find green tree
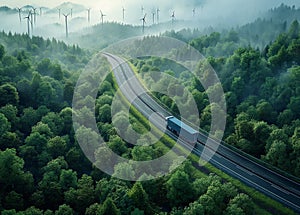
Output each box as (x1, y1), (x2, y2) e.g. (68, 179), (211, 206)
(59, 169), (77, 191)
(41, 112), (64, 136)
(31, 122), (54, 139)
(63, 81), (75, 104)
(1, 209), (17, 215)
(59, 107), (73, 135)
(288, 96), (300, 119)
(38, 157), (68, 209)
(25, 131), (48, 153)
(18, 106), (49, 135)
(128, 182), (151, 213)
(0, 148), (34, 196)
(17, 79), (33, 106)
(166, 170), (194, 207)
(0, 83), (19, 107)
(95, 178), (130, 212)
(288, 20), (300, 40)
(85, 203), (102, 215)
(205, 181), (225, 214)
(107, 135), (127, 155)
(66, 147), (91, 175)
(266, 129), (289, 152)
(55, 204), (73, 215)
(224, 203), (245, 215)
(235, 116), (254, 141)
(113, 162), (135, 180)
(65, 174), (96, 214)
(3, 191), (24, 211)
(228, 193), (254, 215)
(256, 101), (276, 124)
(264, 140), (290, 170)
(22, 206), (43, 215)
(199, 194), (216, 215)
(51, 63), (64, 80)
(0, 113), (10, 137)
(97, 104), (112, 123)
(183, 201), (204, 215)
(0, 44), (5, 60)
(0, 131), (21, 150)
(36, 80), (52, 102)
(0, 104), (18, 129)
(99, 198), (120, 215)
(47, 136), (67, 158)
(253, 121), (272, 156)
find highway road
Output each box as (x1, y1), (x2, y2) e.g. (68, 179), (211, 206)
(103, 52), (300, 213)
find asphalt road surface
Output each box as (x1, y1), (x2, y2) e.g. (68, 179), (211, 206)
(103, 52), (300, 213)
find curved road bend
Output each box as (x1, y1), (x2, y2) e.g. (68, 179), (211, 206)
(103, 53), (300, 213)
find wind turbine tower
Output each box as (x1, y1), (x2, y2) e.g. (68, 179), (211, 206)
(156, 8), (160, 24)
(100, 10), (106, 26)
(17, 7), (22, 23)
(31, 7), (37, 24)
(193, 8), (196, 17)
(39, 7), (42, 16)
(152, 10), (155, 25)
(87, 8), (91, 23)
(140, 13), (146, 33)
(58, 8), (61, 19)
(70, 8), (73, 17)
(24, 12), (31, 37)
(122, 7), (125, 22)
(171, 11), (175, 25)
(63, 13), (70, 38)
(141, 6), (144, 15)
(29, 10), (34, 31)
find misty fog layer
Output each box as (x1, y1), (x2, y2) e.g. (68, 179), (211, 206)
(0, 0), (299, 43)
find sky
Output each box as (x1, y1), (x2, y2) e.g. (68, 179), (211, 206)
(1, 0), (300, 25)
(2, 0), (299, 10)
(1, 0), (299, 38)
(2, 0), (300, 20)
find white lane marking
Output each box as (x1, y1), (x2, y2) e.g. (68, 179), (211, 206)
(236, 165), (254, 176)
(271, 184), (291, 195)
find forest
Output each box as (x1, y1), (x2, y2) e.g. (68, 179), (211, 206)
(131, 20), (300, 178)
(0, 3), (299, 215)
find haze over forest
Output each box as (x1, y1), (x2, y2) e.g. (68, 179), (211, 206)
(1, 0), (300, 43)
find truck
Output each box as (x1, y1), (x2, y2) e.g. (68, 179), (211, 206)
(166, 116), (199, 144)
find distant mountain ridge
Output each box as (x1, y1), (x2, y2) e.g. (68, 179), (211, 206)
(0, 6), (15, 14)
(46, 2), (86, 14)
(264, 3), (300, 24)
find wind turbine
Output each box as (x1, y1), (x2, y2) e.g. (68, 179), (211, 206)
(70, 8), (73, 18)
(122, 7), (125, 22)
(193, 8), (196, 17)
(171, 11), (175, 25)
(141, 6), (144, 15)
(156, 8), (160, 23)
(87, 8), (91, 23)
(30, 10), (34, 31)
(140, 13), (146, 33)
(17, 7), (22, 23)
(31, 7), (37, 24)
(24, 12), (31, 37)
(152, 10), (155, 25)
(58, 8), (61, 19)
(100, 10), (106, 26)
(39, 7), (42, 16)
(63, 13), (70, 38)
